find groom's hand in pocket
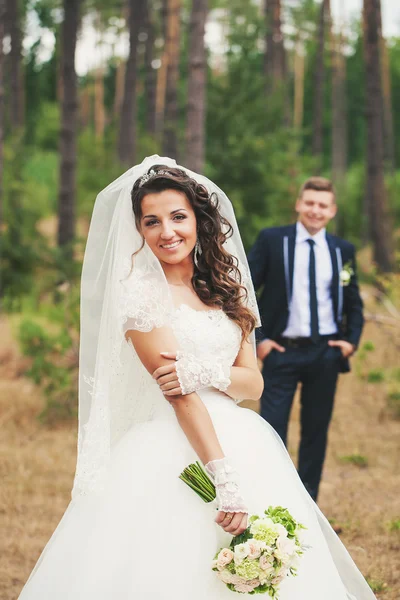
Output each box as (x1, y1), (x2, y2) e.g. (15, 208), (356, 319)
(216, 511), (248, 536)
(256, 339), (285, 362)
(328, 339), (355, 358)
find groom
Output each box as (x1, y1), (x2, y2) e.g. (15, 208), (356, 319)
(248, 177), (364, 501)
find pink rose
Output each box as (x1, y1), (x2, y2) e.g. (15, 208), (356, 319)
(217, 548), (234, 570)
(234, 578), (260, 593)
(259, 554), (274, 572)
(247, 540), (263, 560)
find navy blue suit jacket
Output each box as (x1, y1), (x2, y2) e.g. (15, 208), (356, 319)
(247, 224), (364, 373)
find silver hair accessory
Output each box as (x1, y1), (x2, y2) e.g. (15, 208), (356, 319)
(193, 239), (202, 267)
(139, 169), (169, 187)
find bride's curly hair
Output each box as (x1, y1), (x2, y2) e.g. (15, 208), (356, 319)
(130, 165), (257, 340)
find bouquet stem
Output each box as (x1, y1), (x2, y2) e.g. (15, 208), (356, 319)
(179, 462), (216, 503)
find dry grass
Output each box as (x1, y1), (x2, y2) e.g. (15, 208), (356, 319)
(1, 288), (399, 599)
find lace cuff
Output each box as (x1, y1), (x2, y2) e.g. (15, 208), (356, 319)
(205, 457), (248, 514)
(175, 351), (231, 395)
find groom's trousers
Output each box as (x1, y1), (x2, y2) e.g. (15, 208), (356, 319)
(260, 336), (341, 502)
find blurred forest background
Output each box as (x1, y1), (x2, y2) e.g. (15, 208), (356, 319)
(0, 0), (400, 598)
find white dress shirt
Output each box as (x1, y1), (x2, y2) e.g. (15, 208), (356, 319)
(283, 221), (338, 338)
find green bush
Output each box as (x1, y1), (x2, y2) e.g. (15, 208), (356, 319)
(387, 391), (400, 419)
(367, 369), (385, 383)
(387, 518), (400, 532)
(34, 102), (60, 151)
(339, 454), (369, 468)
(22, 150), (59, 217)
(18, 284), (80, 423)
(365, 577), (387, 594)
(361, 341), (375, 352)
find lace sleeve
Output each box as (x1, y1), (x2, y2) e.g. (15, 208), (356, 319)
(175, 351), (231, 395)
(120, 270), (172, 333)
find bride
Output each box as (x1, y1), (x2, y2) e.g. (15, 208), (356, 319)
(18, 156), (375, 599)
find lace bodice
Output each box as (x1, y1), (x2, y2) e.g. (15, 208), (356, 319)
(171, 304), (241, 368)
(123, 303), (242, 419)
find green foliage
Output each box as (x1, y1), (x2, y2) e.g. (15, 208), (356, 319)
(205, 5), (316, 248)
(387, 391), (400, 419)
(77, 129), (128, 216)
(33, 102), (60, 151)
(361, 341), (375, 352)
(2, 136), (49, 303)
(367, 369), (385, 383)
(22, 149), (59, 215)
(365, 577), (388, 594)
(339, 454), (369, 468)
(17, 283), (80, 423)
(335, 163), (365, 245)
(387, 518), (400, 532)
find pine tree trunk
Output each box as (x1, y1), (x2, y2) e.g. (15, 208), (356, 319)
(0, 0), (5, 228)
(185, 0), (208, 173)
(162, 0), (181, 159)
(113, 2), (128, 119)
(380, 37), (395, 171)
(57, 0), (81, 252)
(7, 0), (24, 130)
(264, 0), (286, 90)
(293, 39), (305, 130)
(331, 27), (347, 237)
(363, 0), (394, 271)
(155, 55), (168, 136)
(113, 60), (126, 119)
(312, 0), (329, 165)
(155, 0), (169, 135)
(117, 0), (145, 164)
(331, 30), (347, 181)
(144, 0), (157, 136)
(94, 68), (105, 139)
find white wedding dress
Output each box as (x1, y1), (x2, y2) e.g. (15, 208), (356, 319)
(19, 304), (375, 600)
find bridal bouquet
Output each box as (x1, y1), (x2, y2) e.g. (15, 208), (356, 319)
(180, 462), (306, 596)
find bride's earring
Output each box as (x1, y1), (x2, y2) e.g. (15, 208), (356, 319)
(193, 239), (202, 267)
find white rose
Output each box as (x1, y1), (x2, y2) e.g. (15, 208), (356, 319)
(274, 523), (288, 538)
(234, 542), (250, 565)
(217, 548), (234, 570)
(271, 567), (288, 586)
(274, 535), (296, 562)
(340, 270), (351, 284)
(218, 569), (237, 584)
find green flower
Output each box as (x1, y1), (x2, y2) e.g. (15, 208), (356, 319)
(236, 559), (261, 580)
(264, 506), (304, 538)
(250, 518), (280, 545)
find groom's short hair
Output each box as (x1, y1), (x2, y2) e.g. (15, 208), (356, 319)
(299, 177), (336, 202)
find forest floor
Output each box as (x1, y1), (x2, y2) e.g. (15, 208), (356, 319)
(0, 285), (399, 600)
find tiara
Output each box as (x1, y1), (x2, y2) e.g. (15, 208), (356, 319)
(139, 169), (169, 187)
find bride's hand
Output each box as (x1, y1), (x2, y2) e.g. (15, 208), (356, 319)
(215, 511), (248, 536)
(152, 352), (182, 396)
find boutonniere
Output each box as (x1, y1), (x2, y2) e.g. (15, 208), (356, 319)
(339, 261), (354, 286)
